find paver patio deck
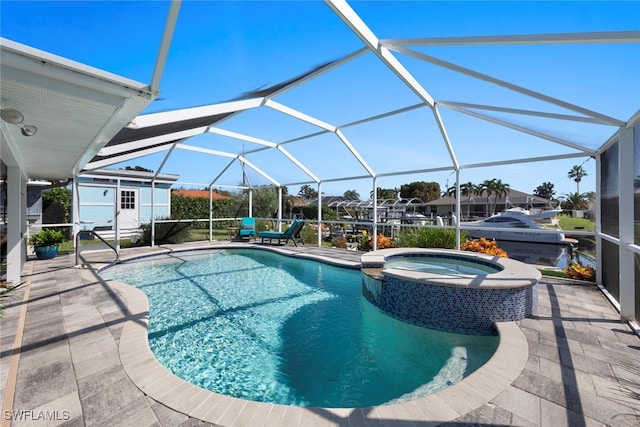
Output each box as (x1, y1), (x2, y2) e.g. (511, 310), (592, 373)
(1, 241), (639, 426)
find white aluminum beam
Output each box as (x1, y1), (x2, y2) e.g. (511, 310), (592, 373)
(320, 174), (377, 183)
(276, 146), (320, 183)
(265, 100), (337, 131)
(152, 144), (178, 179)
(149, 0), (181, 93)
(438, 101), (620, 126)
(447, 104), (597, 154)
(324, 0), (435, 108)
(433, 105), (459, 170)
(381, 30), (640, 47)
(208, 126), (320, 182)
(175, 143), (237, 159)
(390, 46), (625, 127)
(175, 143), (280, 187)
(460, 152), (591, 169)
(277, 103), (427, 146)
(335, 128), (376, 177)
(209, 158), (237, 187)
(208, 127), (278, 148)
(341, 103), (427, 129)
(376, 166), (455, 178)
(240, 157), (280, 187)
(618, 127), (635, 321)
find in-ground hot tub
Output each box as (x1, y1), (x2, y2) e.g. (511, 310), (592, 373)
(361, 248), (541, 335)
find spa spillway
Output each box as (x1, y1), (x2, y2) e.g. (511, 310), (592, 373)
(361, 248), (541, 335)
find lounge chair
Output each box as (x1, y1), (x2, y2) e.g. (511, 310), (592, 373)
(238, 217), (256, 240)
(258, 219), (305, 246)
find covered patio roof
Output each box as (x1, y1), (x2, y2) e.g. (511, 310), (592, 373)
(0, 38), (157, 180)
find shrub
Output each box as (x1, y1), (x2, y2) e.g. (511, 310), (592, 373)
(398, 227), (461, 249)
(299, 224), (318, 245)
(171, 193), (234, 229)
(356, 231), (397, 251)
(28, 229), (65, 247)
(563, 263), (596, 281)
(140, 220), (191, 245)
(331, 236), (347, 248)
(460, 238), (508, 258)
(376, 234), (396, 249)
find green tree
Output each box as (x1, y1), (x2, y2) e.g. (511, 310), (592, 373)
(533, 182), (556, 200)
(443, 185), (456, 198)
(477, 179), (510, 215)
(249, 187), (280, 218)
(343, 189), (360, 200)
(301, 204), (338, 221)
(460, 182), (480, 219)
(568, 165), (588, 194)
(370, 187), (397, 200)
(42, 187), (72, 224)
(171, 193), (233, 228)
(479, 179), (497, 216)
(560, 191), (589, 210)
(492, 179), (510, 212)
(298, 184), (318, 200)
(400, 181), (441, 202)
(583, 191), (596, 203)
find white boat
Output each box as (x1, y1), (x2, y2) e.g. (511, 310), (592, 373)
(456, 207), (569, 244)
(501, 206), (563, 221)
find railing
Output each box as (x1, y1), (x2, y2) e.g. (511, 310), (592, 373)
(75, 230), (119, 266)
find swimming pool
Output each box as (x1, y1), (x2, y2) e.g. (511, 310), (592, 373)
(101, 248), (498, 408)
(384, 257), (500, 275)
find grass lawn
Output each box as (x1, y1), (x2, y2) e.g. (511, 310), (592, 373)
(558, 215), (595, 231)
(188, 228), (229, 241)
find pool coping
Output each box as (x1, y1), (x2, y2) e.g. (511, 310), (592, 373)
(362, 248), (542, 289)
(90, 244), (530, 426)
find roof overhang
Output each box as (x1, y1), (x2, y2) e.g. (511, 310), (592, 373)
(78, 168), (179, 184)
(0, 38), (157, 180)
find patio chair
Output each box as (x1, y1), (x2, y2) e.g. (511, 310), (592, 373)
(238, 217), (256, 240)
(258, 219), (305, 246)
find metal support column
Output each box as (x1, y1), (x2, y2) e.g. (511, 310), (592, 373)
(618, 127), (635, 321)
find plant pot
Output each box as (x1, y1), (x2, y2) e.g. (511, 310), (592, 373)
(34, 245), (58, 260)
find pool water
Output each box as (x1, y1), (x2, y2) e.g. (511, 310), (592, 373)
(385, 257), (499, 275)
(101, 249), (498, 408)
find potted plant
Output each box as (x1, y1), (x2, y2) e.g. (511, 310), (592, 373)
(28, 228), (64, 259)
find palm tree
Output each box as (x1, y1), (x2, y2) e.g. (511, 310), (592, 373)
(370, 187), (396, 200)
(568, 165), (588, 194)
(443, 185), (457, 199)
(492, 179), (511, 213)
(343, 189), (360, 200)
(479, 179), (497, 216)
(560, 192), (589, 210)
(460, 182), (479, 219)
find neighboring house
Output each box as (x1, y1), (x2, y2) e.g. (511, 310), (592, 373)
(426, 189), (558, 219)
(77, 168), (179, 233)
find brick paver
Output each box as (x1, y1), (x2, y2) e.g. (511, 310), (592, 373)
(1, 242), (638, 426)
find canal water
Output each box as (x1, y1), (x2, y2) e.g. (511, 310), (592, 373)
(494, 236), (595, 269)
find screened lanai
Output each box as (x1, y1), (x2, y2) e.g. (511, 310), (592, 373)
(1, 1), (639, 326)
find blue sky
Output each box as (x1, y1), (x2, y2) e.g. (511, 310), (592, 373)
(2, 1), (639, 200)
